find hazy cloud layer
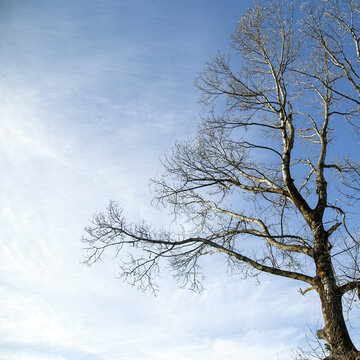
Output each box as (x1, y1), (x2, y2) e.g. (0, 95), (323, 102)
(0, 1), (333, 359)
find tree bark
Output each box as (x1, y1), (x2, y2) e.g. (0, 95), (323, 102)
(317, 287), (357, 358)
(313, 226), (358, 359)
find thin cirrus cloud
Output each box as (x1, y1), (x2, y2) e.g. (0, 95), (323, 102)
(0, 1), (327, 359)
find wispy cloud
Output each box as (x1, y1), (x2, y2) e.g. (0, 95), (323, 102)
(0, 1), (327, 359)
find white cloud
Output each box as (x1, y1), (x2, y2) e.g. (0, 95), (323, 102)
(0, 353), (67, 360)
(0, 1), (333, 359)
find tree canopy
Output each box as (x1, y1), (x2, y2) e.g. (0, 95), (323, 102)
(83, 1), (360, 358)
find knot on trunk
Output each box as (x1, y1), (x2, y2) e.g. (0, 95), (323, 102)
(317, 327), (328, 342)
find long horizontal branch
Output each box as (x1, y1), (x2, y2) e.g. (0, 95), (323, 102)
(84, 216), (314, 285)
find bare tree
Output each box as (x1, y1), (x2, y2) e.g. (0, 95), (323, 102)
(83, 1), (360, 358)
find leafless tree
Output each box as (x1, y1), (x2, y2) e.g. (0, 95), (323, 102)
(83, 1), (360, 358)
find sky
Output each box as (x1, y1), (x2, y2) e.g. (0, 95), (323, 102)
(0, 1), (350, 359)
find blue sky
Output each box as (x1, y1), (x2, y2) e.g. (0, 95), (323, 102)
(0, 1), (340, 359)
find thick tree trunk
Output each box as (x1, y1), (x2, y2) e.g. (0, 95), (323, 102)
(313, 229), (358, 359)
(317, 285), (357, 359)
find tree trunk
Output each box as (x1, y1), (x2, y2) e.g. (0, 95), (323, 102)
(313, 229), (358, 359)
(317, 285), (357, 359)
